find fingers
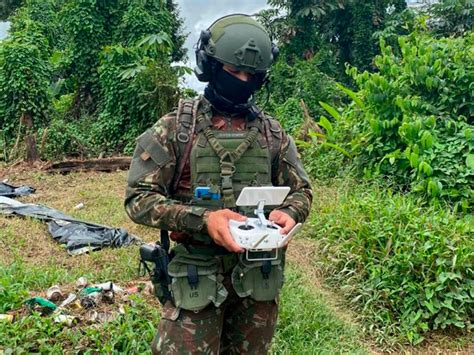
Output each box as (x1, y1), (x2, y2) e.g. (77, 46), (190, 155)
(207, 209), (245, 253)
(225, 209), (247, 222)
(280, 223), (294, 235)
(269, 210), (296, 235)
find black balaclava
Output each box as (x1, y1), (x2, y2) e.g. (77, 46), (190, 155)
(204, 65), (264, 116)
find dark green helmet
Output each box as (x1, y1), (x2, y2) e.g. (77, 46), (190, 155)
(195, 14), (278, 82)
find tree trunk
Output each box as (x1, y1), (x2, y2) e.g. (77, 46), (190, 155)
(20, 112), (39, 163)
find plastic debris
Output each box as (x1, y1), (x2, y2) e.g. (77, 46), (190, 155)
(81, 292), (102, 309)
(53, 314), (78, 327)
(0, 196), (140, 255)
(80, 287), (103, 296)
(0, 182), (35, 197)
(73, 202), (85, 210)
(69, 300), (83, 311)
(46, 285), (63, 302)
(25, 297), (57, 314)
(76, 277), (88, 288)
(0, 314), (14, 323)
(58, 293), (77, 309)
(93, 281), (123, 293)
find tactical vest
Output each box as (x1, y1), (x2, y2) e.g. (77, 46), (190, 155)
(173, 97), (282, 215)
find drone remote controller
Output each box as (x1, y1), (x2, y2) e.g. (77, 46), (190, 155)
(229, 187), (303, 259)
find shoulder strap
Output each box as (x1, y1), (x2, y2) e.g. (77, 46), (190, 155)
(262, 114), (283, 165)
(171, 97), (201, 193)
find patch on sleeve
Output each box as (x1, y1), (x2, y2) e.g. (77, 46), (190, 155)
(137, 131), (172, 168)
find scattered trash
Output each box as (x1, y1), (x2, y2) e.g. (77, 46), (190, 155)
(76, 277), (88, 288)
(16, 279), (150, 328)
(0, 182), (36, 198)
(80, 287), (103, 296)
(0, 314), (14, 323)
(25, 297), (57, 314)
(69, 300), (83, 312)
(93, 281), (123, 293)
(58, 293), (77, 309)
(81, 291), (102, 309)
(53, 314), (78, 327)
(73, 202), (85, 210)
(46, 285), (63, 302)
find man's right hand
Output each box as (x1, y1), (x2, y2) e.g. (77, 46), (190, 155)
(205, 209), (246, 253)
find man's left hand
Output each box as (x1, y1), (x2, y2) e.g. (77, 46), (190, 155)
(269, 210), (296, 235)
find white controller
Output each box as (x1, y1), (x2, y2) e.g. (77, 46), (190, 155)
(228, 187), (303, 259)
(229, 219), (302, 250)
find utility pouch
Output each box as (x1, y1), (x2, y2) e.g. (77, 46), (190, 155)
(231, 252), (285, 302)
(167, 245), (228, 312)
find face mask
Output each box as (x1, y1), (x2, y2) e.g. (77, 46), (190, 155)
(211, 67), (260, 105)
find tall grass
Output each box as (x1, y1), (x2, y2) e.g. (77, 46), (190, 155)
(309, 179), (473, 345)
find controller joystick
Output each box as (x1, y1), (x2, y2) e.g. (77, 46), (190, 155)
(228, 187), (302, 260)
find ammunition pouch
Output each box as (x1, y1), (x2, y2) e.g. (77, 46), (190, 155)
(167, 245), (228, 312)
(231, 251), (285, 302)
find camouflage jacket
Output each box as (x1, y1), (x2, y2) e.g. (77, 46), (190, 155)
(125, 98), (312, 238)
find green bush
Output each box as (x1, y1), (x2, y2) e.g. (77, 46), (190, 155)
(341, 32), (473, 209)
(94, 34), (180, 154)
(266, 55), (343, 124)
(311, 179), (474, 344)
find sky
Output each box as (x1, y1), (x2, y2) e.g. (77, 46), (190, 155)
(0, 22), (9, 39)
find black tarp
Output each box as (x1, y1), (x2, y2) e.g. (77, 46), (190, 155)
(0, 196), (140, 255)
(0, 182), (36, 197)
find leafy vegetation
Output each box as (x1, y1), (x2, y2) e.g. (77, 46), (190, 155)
(260, 0), (473, 346)
(0, 0), (186, 161)
(310, 179), (473, 345)
(327, 32), (473, 209)
(1, 0), (472, 350)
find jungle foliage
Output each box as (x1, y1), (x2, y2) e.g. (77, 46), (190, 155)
(260, 0), (473, 345)
(0, 0), (186, 160)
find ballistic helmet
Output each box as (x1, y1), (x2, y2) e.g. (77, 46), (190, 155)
(195, 14), (278, 82)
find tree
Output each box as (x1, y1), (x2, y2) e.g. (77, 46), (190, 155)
(0, 0), (22, 21)
(263, 0), (407, 78)
(427, 0), (474, 37)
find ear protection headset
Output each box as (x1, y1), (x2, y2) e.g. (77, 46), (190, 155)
(194, 14), (279, 88)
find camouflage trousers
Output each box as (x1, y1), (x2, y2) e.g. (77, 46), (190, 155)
(151, 275), (279, 354)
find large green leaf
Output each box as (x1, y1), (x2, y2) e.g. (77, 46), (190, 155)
(319, 101), (341, 121)
(336, 83), (365, 109)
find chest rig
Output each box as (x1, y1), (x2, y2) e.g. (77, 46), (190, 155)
(190, 111), (272, 212)
(173, 98), (283, 213)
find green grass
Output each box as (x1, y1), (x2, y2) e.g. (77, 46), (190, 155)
(273, 264), (368, 354)
(308, 178), (474, 346)
(0, 171), (369, 353)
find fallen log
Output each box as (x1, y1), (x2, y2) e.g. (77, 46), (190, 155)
(44, 157), (132, 174)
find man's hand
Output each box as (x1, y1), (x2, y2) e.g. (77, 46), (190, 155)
(269, 210), (296, 235)
(205, 209), (246, 253)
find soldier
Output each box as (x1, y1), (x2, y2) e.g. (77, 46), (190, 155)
(125, 14), (312, 354)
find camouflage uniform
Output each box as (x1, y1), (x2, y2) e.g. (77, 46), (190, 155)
(125, 97), (312, 354)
